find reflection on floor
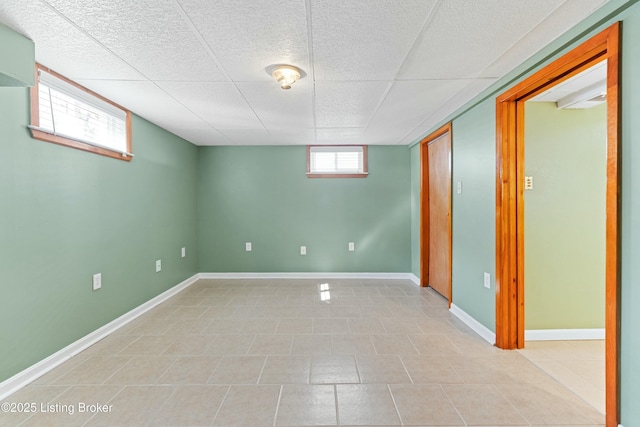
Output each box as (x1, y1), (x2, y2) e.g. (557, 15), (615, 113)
(1, 278), (605, 426)
(519, 340), (605, 414)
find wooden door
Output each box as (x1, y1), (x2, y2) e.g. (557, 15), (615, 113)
(420, 124), (452, 302)
(427, 133), (452, 300)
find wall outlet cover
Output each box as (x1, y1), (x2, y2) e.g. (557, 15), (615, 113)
(348, 242), (355, 251)
(156, 260), (162, 272)
(300, 246), (307, 255)
(484, 272), (491, 289)
(181, 247), (186, 258)
(245, 242), (252, 252)
(92, 273), (101, 291)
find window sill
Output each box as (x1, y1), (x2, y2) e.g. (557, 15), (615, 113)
(29, 127), (133, 161)
(306, 172), (368, 178)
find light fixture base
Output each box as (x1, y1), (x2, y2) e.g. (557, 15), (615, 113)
(270, 65), (302, 90)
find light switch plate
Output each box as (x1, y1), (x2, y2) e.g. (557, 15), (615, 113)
(246, 242), (252, 252)
(300, 246), (306, 255)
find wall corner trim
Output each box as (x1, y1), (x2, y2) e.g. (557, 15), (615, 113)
(525, 329), (605, 341)
(450, 303), (496, 345)
(0, 273), (200, 401)
(409, 274), (420, 286)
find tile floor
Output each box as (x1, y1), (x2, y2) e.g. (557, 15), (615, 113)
(518, 340), (605, 414)
(0, 278), (605, 426)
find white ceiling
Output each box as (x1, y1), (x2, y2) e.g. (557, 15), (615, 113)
(529, 60), (607, 105)
(0, 0), (610, 146)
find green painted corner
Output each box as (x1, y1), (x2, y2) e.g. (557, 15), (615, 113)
(0, 23), (35, 87)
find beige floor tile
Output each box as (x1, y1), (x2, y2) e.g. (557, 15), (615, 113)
(380, 318), (423, 334)
(313, 318), (349, 334)
(0, 385), (69, 426)
(348, 319), (386, 334)
(103, 356), (175, 385)
(310, 355), (360, 384)
(408, 334), (461, 355)
(203, 318), (249, 334)
(168, 305), (210, 319)
(400, 356), (463, 384)
(206, 334), (255, 355)
(150, 385), (228, 426)
(276, 384), (337, 426)
(495, 382), (605, 425)
(329, 305), (363, 318)
(54, 356), (131, 385)
(162, 318), (211, 336)
(277, 318), (313, 334)
(390, 384), (464, 426)
(161, 334), (215, 356)
(20, 385), (122, 427)
(371, 334), (419, 354)
(118, 335), (176, 356)
(83, 385), (174, 426)
(200, 306), (239, 318)
(291, 334), (332, 355)
(81, 335), (141, 357)
(248, 334), (293, 355)
(158, 356), (221, 384)
(356, 355), (411, 384)
(208, 355), (266, 384)
(331, 334), (376, 355)
(443, 384), (528, 425)
(212, 385), (280, 427)
(259, 356), (311, 384)
(336, 384), (401, 426)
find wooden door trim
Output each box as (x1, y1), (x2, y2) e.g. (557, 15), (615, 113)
(494, 22), (620, 426)
(419, 123), (452, 305)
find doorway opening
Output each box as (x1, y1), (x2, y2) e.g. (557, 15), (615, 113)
(494, 22), (619, 425)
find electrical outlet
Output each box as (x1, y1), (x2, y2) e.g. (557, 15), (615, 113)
(300, 246), (306, 255)
(92, 273), (101, 291)
(525, 176), (534, 190)
(348, 242), (355, 251)
(246, 242), (252, 252)
(181, 247), (186, 258)
(484, 272), (491, 289)
(156, 260), (162, 272)
(457, 181), (462, 194)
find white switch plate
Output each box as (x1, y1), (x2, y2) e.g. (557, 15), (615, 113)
(525, 176), (534, 190)
(156, 260), (162, 272)
(300, 246), (306, 255)
(484, 272), (491, 289)
(457, 181), (462, 194)
(246, 242), (252, 252)
(92, 273), (101, 291)
(348, 242), (355, 251)
(181, 247), (186, 258)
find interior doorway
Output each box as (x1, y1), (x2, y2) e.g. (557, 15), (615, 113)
(419, 123), (452, 304)
(494, 23), (620, 426)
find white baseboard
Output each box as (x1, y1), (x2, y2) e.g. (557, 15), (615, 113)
(450, 303), (496, 345)
(199, 272), (417, 280)
(525, 328), (605, 341)
(409, 274), (421, 286)
(0, 273), (200, 401)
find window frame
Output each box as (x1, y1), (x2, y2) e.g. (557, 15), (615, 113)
(306, 145), (368, 178)
(29, 63), (133, 161)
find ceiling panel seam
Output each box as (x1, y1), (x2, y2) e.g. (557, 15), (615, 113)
(305, 0), (318, 139)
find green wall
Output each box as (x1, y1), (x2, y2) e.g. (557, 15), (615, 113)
(524, 102), (606, 330)
(450, 100), (496, 330)
(197, 145), (411, 273)
(0, 23), (34, 87)
(0, 86), (199, 383)
(410, 144), (420, 278)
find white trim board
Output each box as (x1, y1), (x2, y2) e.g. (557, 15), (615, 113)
(525, 328), (605, 341)
(449, 303), (496, 345)
(199, 272), (418, 281)
(409, 274), (420, 286)
(0, 273), (200, 402)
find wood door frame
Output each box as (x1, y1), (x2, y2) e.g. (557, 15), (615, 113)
(419, 123), (452, 305)
(494, 22), (620, 425)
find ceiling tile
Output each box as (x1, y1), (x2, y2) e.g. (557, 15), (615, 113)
(481, 0), (610, 78)
(315, 128), (366, 145)
(268, 129), (316, 145)
(311, 0), (437, 80)
(218, 129), (275, 145)
(75, 80), (211, 129)
(237, 79), (314, 129)
(158, 82), (264, 129)
(167, 128), (230, 146)
(368, 80), (472, 130)
(178, 0), (310, 81)
(0, 0), (142, 80)
(315, 81), (391, 128)
(398, 0), (565, 79)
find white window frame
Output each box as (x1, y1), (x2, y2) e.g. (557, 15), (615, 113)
(29, 64), (132, 161)
(306, 145), (368, 178)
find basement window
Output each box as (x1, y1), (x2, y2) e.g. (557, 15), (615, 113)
(29, 64), (132, 161)
(306, 145), (368, 178)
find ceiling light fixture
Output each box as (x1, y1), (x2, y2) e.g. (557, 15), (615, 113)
(271, 65), (301, 90)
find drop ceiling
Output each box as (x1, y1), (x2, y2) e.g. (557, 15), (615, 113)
(0, 0), (610, 146)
